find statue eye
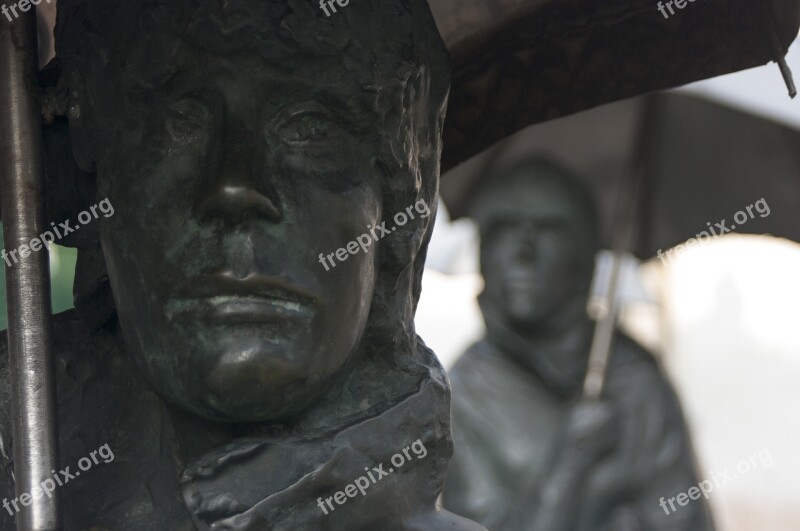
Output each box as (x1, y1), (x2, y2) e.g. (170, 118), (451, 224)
(165, 99), (210, 144)
(277, 112), (337, 146)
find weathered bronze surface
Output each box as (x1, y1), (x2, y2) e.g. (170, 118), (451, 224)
(0, 1), (484, 529)
(442, 159), (714, 530)
(1, 0), (797, 528)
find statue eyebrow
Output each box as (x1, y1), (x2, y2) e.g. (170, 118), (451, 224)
(311, 87), (376, 127)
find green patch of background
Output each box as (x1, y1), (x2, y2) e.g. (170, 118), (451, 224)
(0, 222), (77, 330)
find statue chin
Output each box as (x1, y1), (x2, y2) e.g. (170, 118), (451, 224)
(153, 370), (333, 423)
(133, 340), (349, 423)
(506, 301), (538, 322)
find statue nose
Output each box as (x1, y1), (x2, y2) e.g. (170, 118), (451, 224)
(196, 121), (283, 225)
(516, 238), (537, 261)
(197, 183), (283, 224)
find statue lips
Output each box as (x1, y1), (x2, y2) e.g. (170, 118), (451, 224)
(505, 265), (536, 297)
(169, 272), (318, 326)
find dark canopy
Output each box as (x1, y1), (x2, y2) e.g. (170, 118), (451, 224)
(431, 0), (800, 170)
(440, 92), (800, 258)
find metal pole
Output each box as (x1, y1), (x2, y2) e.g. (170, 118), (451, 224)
(0, 9), (60, 531)
(758, 0), (797, 99)
(582, 98), (655, 400)
(582, 161), (643, 398)
(583, 252), (624, 399)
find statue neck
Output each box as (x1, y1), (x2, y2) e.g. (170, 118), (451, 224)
(482, 295), (594, 399)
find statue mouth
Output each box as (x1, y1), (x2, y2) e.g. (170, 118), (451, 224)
(168, 271), (317, 325)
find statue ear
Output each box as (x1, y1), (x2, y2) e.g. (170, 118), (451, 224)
(40, 62), (114, 330)
(40, 60), (100, 250)
(41, 59), (96, 174)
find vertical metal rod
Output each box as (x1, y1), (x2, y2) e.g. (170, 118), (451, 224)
(583, 252), (624, 399)
(582, 162), (642, 398)
(759, 0), (797, 98)
(0, 9), (60, 531)
(583, 98), (655, 399)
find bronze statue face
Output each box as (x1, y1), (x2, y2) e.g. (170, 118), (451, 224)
(55, 0), (449, 423)
(475, 164), (598, 330)
(97, 31), (385, 424)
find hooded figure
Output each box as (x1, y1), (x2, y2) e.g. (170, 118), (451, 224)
(0, 1), (484, 529)
(442, 159), (714, 531)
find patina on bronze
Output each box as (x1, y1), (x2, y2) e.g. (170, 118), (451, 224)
(442, 159), (714, 531)
(0, 1), (484, 529)
(2, 0), (800, 528)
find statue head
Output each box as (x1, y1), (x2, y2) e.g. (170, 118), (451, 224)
(50, 0), (449, 423)
(471, 159), (599, 331)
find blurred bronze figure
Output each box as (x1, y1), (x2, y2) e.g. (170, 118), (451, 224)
(0, 1), (484, 529)
(443, 159), (714, 531)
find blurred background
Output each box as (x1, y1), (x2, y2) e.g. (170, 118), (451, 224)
(416, 39), (800, 531)
(0, 230), (75, 330)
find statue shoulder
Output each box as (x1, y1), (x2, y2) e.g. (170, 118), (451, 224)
(0, 310), (116, 528)
(449, 338), (501, 378)
(607, 333), (693, 441)
(608, 333), (665, 384)
(447, 338), (522, 415)
(0, 309), (98, 459)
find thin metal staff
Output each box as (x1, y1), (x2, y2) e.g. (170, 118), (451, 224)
(582, 0), (797, 399)
(0, 9), (60, 531)
(582, 97), (651, 400)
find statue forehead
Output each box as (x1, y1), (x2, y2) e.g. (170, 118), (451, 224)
(476, 172), (591, 227)
(57, 0), (444, 111)
(58, 0), (429, 64)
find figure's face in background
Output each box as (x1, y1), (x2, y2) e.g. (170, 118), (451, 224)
(88, 18), (391, 423)
(479, 178), (596, 330)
